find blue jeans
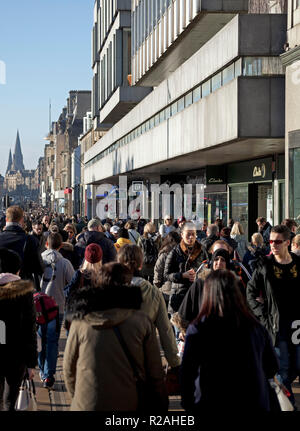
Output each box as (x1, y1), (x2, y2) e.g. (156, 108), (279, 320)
(275, 328), (300, 406)
(38, 314), (63, 381)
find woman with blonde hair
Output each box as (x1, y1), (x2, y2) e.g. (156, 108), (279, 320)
(64, 243), (103, 300)
(230, 221), (248, 260)
(242, 232), (268, 275)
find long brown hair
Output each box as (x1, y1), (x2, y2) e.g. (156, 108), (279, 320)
(117, 244), (143, 274)
(196, 270), (258, 327)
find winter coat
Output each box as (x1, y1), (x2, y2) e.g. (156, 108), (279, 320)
(246, 255), (297, 345)
(64, 269), (93, 299)
(114, 237), (132, 252)
(153, 252), (172, 296)
(200, 234), (219, 257)
(164, 240), (208, 313)
(59, 242), (80, 270)
(30, 232), (47, 253)
(63, 285), (168, 411)
(230, 234), (248, 260)
(137, 234), (160, 279)
(0, 224), (44, 281)
(0, 275), (37, 373)
(180, 316), (279, 411)
(40, 249), (75, 314)
(131, 276), (180, 368)
(75, 230), (117, 265)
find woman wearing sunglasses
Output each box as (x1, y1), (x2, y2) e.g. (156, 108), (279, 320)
(247, 224), (300, 410)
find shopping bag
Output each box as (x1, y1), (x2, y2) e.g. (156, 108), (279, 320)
(15, 378), (38, 411)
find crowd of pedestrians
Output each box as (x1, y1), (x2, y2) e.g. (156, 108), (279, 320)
(0, 206), (299, 412)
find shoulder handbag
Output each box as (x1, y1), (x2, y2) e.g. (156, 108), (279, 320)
(15, 378), (38, 411)
(113, 326), (153, 412)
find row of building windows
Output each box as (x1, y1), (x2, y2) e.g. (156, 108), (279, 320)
(132, 0), (172, 54)
(86, 56), (284, 168)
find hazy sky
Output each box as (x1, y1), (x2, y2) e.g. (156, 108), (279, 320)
(0, 0), (93, 176)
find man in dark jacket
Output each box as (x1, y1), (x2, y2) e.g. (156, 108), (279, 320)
(75, 218), (117, 265)
(200, 224), (219, 258)
(0, 206), (44, 283)
(256, 217), (272, 249)
(164, 222), (208, 315)
(247, 224), (300, 408)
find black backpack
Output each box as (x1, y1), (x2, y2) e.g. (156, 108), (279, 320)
(140, 237), (158, 265)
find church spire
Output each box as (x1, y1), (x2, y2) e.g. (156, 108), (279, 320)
(6, 149), (13, 173)
(11, 130), (25, 172)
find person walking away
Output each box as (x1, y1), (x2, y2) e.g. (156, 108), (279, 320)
(230, 221), (248, 260)
(159, 215), (176, 239)
(75, 218), (116, 265)
(181, 270), (279, 411)
(0, 248), (37, 410)
(125, 220), (140, 245)
(64, 243), (103, 300)
(118, 245), (180, 370)
(63, 262), (168, 411)
(247, 225), (300, 408)
(39, 233), (75, 388)
(0, 206), (44, 283)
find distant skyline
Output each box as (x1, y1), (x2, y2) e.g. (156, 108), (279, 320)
(0, 0), (93, 176)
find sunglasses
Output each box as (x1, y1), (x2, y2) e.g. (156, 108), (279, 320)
(269, 239), (285, 245)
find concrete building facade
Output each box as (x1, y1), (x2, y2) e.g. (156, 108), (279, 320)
(85, 9), (287, 238)
(281, 0), (300, 222)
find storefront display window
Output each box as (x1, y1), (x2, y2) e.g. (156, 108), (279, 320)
(204, 192), (227, 225)
(289, 148), (300, 221)
(229, 185), (248, 238)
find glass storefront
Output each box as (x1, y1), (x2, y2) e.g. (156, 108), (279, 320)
(204, 192), (228, 225)
(289, 147), (300, 221)
(229, 185), (249, 238)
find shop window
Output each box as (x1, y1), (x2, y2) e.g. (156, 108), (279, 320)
(229, 184), (249, 239)
(289, 147), (300, 220)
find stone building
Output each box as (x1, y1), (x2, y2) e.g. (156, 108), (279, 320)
(3, 131), (38, 207)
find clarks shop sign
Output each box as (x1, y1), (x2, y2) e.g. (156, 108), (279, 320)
(227, 158), (272, 183)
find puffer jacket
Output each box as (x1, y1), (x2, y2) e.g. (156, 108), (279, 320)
(75, 230), (117, 265)
(0, 274), (37, 373)
(131, 276), (180, 368)
(164, 240), (208, 313)
(114, 237), (132, 252)
(64, 284), (168, 411)
(153, 252), (172, 296)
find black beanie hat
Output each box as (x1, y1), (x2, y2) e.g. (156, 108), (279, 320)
(210, 248), (230, 270)
(0, 247), (22, 274)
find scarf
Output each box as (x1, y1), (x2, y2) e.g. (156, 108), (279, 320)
(180, 239), (203, 262)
